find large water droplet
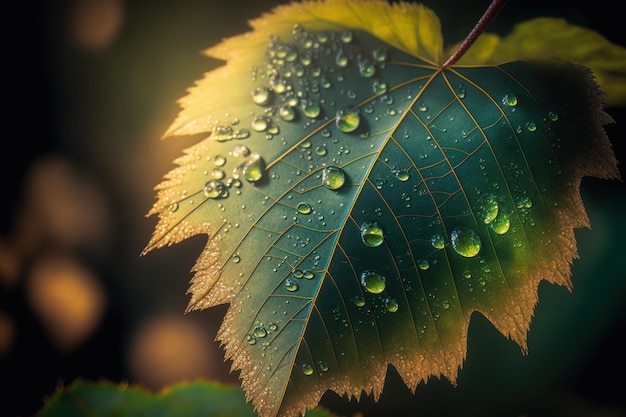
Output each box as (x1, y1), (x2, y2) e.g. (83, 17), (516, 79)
(322, 166), (346, 190)
(450, 227), (481, 257)
(360, 221), (384, 248)
(360, 270), (386, 294)
(336, 106), (360, 132)
(478, 194), (499, 224)
(490, 213), (510, 234)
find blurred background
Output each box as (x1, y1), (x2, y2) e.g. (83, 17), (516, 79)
(1, 1), (624, 416)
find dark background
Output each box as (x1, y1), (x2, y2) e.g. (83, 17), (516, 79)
(2, 1), (625, 417)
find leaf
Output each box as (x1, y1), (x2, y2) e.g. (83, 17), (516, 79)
(37, 380), (338, 417)
(143, 1), (621, 417)
(449, 17), (626, 106)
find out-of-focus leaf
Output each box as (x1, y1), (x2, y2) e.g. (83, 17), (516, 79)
(37, 380), (338, 417)
(143, 1), (621, 417)
(449, 17), (626, 106)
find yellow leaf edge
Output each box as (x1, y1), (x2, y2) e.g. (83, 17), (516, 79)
(162, 0), (443, 139)
(451, 17), (626, 106)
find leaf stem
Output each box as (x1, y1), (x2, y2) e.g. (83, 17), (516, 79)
(442, 0), (508, 68)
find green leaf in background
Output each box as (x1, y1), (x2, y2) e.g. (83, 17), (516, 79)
(37, 380), (338, 417)
(142, 1), (622, 416)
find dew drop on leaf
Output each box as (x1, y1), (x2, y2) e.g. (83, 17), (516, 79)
(336, 106), (361, 132)
(360, 220), (384, 247)
(385, 297), (399, 312)
(253, 326), (267, 338)
(490, 213), (511, 234)
(279, 104), (296, 121)
(303, 270), (315, 280)
(285, 278), (299, 292)
(526, 121), (537, 132)
(450, 227), (481, 258)
(203, 180), (228, 199)
(360, 270), (386, 294)
(252, 86), (272, 105)
(297, 202), (312, 214)
(430, 234), (445, 249)
(292, 269), (304, 279)
(478, 193), (499, 224)
(417, 259), (430, 270)
(246, 334), (256, 345)
(322, 166), (346, 190)
(318, 361), (329, 372)
(502, 93), (518, 107)
(237, 153), (265, 183)
(353, 295), (366, 307)
(302, 363), (314, 375)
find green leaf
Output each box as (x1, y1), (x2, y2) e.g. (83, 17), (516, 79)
(143, 1), (621, 417)
(37, 380), (338, 417)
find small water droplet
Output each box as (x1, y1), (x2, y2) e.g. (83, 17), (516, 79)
(279, 105), (296, 121)
(297, 202), (312, 214)
(252, 326), (267, 338)
(430, 234), (445, 250)
(246, 334), (256, 345)
(418, 259), (429, 270)
(292, 269), (304, 279)
(168, 202), (179, 212)
(203, 180), (228, 199)
(336, 106), (360, 132)
(315, 146), (327, 156)
(252, 86), (272, 105)
(526, 121), (537, 132)
(450, 227), (481, 257)
(232, 254), (241, 263)
(214, 155), (227, 166)
(302, 363), (314, 375)
(502, 93), (518, 107)
(456, 84), (466, 99)
(285, 278), (299, 292)
(303, 270), (315, 280)
(268, 323), (278, 331)
(361, 270), (386, 294)
(548, 110), (559, 121)
(302, 100), (321, 118)
(358, 56), (375, 78)
(236, 153), (265, 183)
(318, 361), (329, 372)
(516, 196), (532, 209)
(385, 297), (399, 312)
(360, 221), (384, 248)
(322, 166), (346, 190)
(395, 169), (410, 182)
(353, 295), (365, 307)
(372, 78), (388, 94)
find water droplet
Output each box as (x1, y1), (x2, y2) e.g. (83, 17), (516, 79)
(450, 227), (481, 257)
(297, 202), (312, 214)
(516, 196), (533, 209)
(252, 86), (271, 105)
(418, 103), (428, 112)
(168, 202), (179, 212)
(478, 194), (499, 224)
(232, 145), (250, 157)
(395, 169), (410, 182)
(322, 166), (346, 190)
(548, 110), (559, 121)
(490, 213), (510, 234)
(251, 116), (269, 132)
(214, 155), (227, 166)
(358, 56), (375, 78)
(279, 105), (296, 121)
(417, 259), (429, 270)
(385, 297), (399, 312)
(246, 334), (256, 345)
(430, 234), (445, 250)
(340, 30), (353, 43)
(456, 84), (466, 99)
(318, 361), (329, 372)
(335, 50), (349, 67)
(292, 269), (304, 279)
(353, 295), (365, 307)
(285, 278), (299, 292)
(302, 100), (321, 118)
(203, 180), (228, 199)
(252, 326), (267, 338)
(335, 106), (360, 132)
(237, 153), (265, 183)
(361, 270), (386, 294)
(315, 146), (327, 156)
(232, 254), (241, 263)
(372, 78), (388, 94)
(268, 323), (278, 331)
(302, 363), (314, 375)
(303, 270), (315, 280)
(212, 168), (225, 179)
(360, 221), (384, 248)
(502, 93), (518, 107)
(372, 47), (387, 62)
(526, 121), (537, 132)
(442, 300), (450, 309)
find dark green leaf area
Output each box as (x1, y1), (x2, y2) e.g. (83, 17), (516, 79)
(37, 380), (338, 417)
(158, 24), (606, 416)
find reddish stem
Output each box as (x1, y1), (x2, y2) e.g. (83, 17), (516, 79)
(442, 0), (508, 68)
